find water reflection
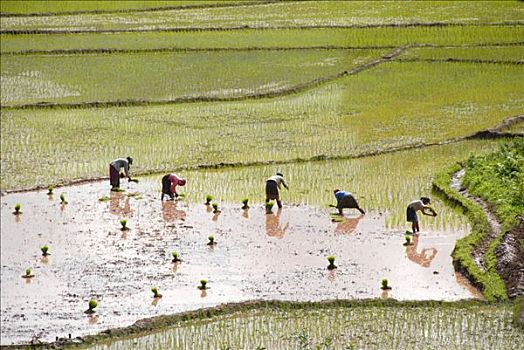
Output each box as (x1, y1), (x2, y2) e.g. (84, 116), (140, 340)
(405, 234), (438, 268)
(265, 208), (289, 239)
(109, 191), (132, 217)
(161, 201), (186, 223)
(334, 214), (363, 235)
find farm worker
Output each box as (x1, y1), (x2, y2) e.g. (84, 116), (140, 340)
(265, 172), (288, 209)
(333, 189), (365, 215)
(406, 197), (437, 234)
(109, 157), (133, 190)
(161, 173), (186, 201)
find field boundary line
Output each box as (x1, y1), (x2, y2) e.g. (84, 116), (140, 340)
(2, 115), (521, 194)
(2, 22), (522, 35)
(397, 58), (524, 65)
(3, 41), (523, 56)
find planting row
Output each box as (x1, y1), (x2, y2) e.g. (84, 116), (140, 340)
(1, 1), (521, 32)
(85, 301), (523, 350)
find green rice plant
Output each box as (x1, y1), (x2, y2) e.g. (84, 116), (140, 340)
(85, 299), (98, 314)
(98, 195), (110, 202)
(212, 202), (220, 213)
(241, 198), (249, 210)
(265, 201), (274, 214)
(47, 186), (53, 195)
(205, 195), (213, 205)
(120, 219), (128, 231)
(403, 235), (412, 246)
(171, 251), (181, 263)
(207, 235), (216, 246)
(198, 279), (208, 290)
(381, 279), (391, 290)
(40, 245), (50, 256)
(59, 193), (67, 204)
(327, 256), (337, 270)
(13, 203), (21, 215)
(22, 267), (34, 278)
(151, 287), (162, 298)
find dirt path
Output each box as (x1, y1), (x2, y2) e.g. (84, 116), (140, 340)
(0, 179), (479, 345)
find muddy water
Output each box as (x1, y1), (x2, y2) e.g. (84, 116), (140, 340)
(1, 180), (478, 345)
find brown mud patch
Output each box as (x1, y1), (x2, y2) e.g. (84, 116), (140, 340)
(0, 179), (479, 345)
(496, 218), (524, 298)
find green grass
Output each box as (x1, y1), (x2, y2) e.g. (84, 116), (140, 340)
(432, 165), (507, 301)
(81, 300), (523, 350)
(2, 26), (523, 54)
(400, 45), (524, 62)
(0, 49), (386, 106)
(2, 1), (522, 32)
(0, 1), (237, 14)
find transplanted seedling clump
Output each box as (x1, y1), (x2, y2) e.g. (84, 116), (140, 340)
(327, 256), (337, 270)
(403, 235), (413, 246)
(171, 251), (182, 263)
(212, 202), (220, 213)
(207, 235), (216, 246)
(47, 186), (53, 195)
(13, 204), (22, 215)
(198, 279), (208, 290)
(41, 245), (50, 256)
(120, 219), (129, 231)
(151, 287), (162, 298)
(205, 195), (213, 205)
(241, 198), (249, 209)
(266, 201), (274, 214)
(84, 299), (98, 314)
(60, 193), (68, 204)
(22, 267), (34, 278)
(381, 279), (392, 290)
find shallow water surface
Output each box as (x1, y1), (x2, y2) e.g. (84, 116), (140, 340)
(1, 179), (479, 345)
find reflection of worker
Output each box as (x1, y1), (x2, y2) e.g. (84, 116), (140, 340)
(335, 214), (364, 234)
(109, 191), (132, 216)
(334, 189), (365, 215)
(265, 208), (289, 239)
(406, 197), (437, 234)
(161, 200), (186, 222)
(265, 172), (288, 209)
(405, 234), (437, 268)
(161, 173), (186, 201)
(109, 157), (133, 190)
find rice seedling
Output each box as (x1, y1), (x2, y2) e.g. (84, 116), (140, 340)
(40, 245), (50, 256)
(13, 203), (21, 215)
(403, 235), (413, 246)
(171, 251), (181, 263)
(381, 279), (391, 290)
(151, 287), (162, 298)
(265, 201), (274, 214)
(205, 195), (213, 205)
(22, 267), (34, 278)
(47, 186), (53, 195)
(327, 256), (337, 270)
(241, 198), (249, 209)
(207, 235), (216, 246)
(59, 193), (67, 204)
(84, 299), (98, 314)
(120, 219), (128, 231)
(98, 195), (110, 202)
(211, 202), (220, 213)
(198, 279), (208, 290)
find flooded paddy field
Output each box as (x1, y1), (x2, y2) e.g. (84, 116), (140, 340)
(1, 175), (479, 345)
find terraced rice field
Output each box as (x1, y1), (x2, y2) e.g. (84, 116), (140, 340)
(0, 0), (522, 348)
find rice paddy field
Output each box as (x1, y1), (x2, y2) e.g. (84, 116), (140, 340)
(0, 0), (523, 348)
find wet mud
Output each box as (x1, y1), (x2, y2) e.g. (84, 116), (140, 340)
(496, 219), (524, 298)
(1, 179), (479, 345)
